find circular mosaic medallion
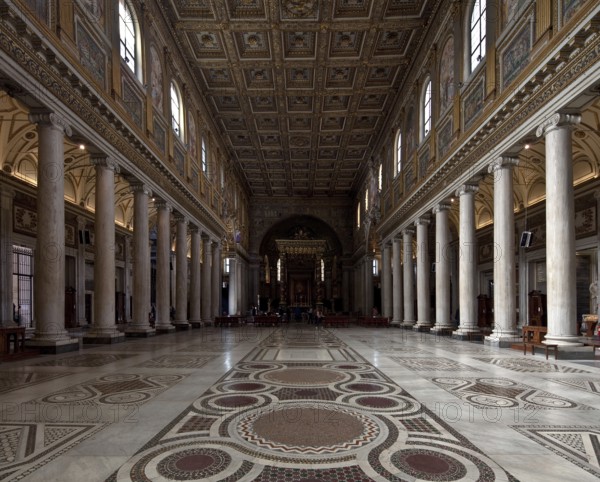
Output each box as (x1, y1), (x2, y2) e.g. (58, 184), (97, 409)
(346, 383), (385, 392)
(391, 449), (467, 480)
(335, 364), (362, 370)
(213, 395), (258, 408)
(224, 382), (266, 392)
(237, 404), (379, 454)
(156, 447), (231, 480)
(263, 368), (345, 385)
(355, 396), (397, 409)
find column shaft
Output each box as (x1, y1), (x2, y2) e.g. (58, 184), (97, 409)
(126, 183), (155, 335)
(212, 242), (221, 317)
(85, 157), (122, 342)
(537, 113), (581, 345)
(415, 219), (431, 329)
(455, 185), (479, 335)
(189, 228), (201, 326)
(201, 236), (212, 324)
(174, 216), (189, 327)
(155, 202), (174, 332)
(0, 187), (15, 326)
(431, 205), (452, 332)
(382, 243), (393, 318)
(391, 237), (403, 324)
(487, 158), (519, 344)
(29, 113), (74, 346)
(228, 257), (237, 315)
(402, 229), (415, 326)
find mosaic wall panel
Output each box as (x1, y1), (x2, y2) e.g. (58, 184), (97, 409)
(562, 0), (587, 24)
(153, 118), (166, 153)
(437, 115), (453, 159)
(463, 78), (484, 130)
(418, 145), (430, 179)
(76, 22), (105, 87)
(502, 23), (532, 89)
(404, 159), (415, 193)
(439, 35), (455, 113)
(174, 146), (185, 177)
(23, 0), (48, 23)
(121, 76), (143, 127)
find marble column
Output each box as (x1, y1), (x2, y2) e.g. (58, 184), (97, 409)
(212, 241), (221, 317)
(431, 204), (453, 333)
(27, 112), (78, 352)
(75, 216), (87, 326)
(0, 186), (15, 326)
(454, 184), (479, 337)
(391, 236), (403, 325)
(342, 267), (350, 313)
(125, 182), (155, 336)
(487, 157), (519, 346)
(365, 255), (373, 315)
(382, 242), (393, 318)
(414, 217), (432, 330)
(228, 257), (237, 315)
(536, 113), (582, 346)
(84, 156), (124, 343)
(155, 201), (174, 333)
(124, 235), (132, 322)
(249, 260), (260, 310)
(236, 258), (243, 314)
(173, 214), (189, 329)
(189, 227), (202, 328)
(201, 235), (212, 325)
(402, 228), (415, 327)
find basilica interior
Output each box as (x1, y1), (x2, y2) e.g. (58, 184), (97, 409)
(1, 0), (600, 481)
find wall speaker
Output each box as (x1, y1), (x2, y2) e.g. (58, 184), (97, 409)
(520, 231), (533, 248)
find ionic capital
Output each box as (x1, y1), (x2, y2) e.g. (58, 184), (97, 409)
(488, 156), (519, 174)
(91, 156), (120, 173)
(455, 184), (479, 197)
(29, 111), (72, 136)
(432, 203), (451, 215)
(536, 112), (581, 138)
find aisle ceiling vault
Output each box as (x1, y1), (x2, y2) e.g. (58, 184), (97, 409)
(163, 0), (436, 197)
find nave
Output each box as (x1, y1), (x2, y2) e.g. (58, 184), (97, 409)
(1, 326), (600, 481)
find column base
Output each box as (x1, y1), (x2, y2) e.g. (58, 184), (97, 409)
(83, 332), (125, 344)
(401, 320), (415, 329)
(413, 323), (432, 332)
(202, 318), (214, 327)
(124, 326), (156, 337)
(452, 327), (481, 341)
(390, 320), (403, 327)
(430, 325), (455, 336)
(155, 324), (176, 334)
(26, 338), (80, 354)
(485, 330), (519, 348)
(189, 320), (203, 329)
(543, 335), (584, 347)
(172, 322), (191, 331)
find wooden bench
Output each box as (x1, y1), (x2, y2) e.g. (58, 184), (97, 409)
(523, 342), (559, 360)
(358, 316), (390, 327)
(214, 316), (245, 327)
(322, 317), (351, 328)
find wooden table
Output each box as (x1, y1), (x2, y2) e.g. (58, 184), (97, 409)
(0, 326), (26, 355)
(522, 325), (547, 344)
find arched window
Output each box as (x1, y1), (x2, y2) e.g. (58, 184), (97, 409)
(470, 0), (486, 72)
(357, 202), (361, 229)
(201, 136), (208, 173)
(365, 189), (369, 212)
(170, 82), (183, 139)
(378, 163), (382, 191)
(277, 258), (281, 282)
(422, 78), (432, 139)
(394, 130), (402, 176)
(119, 0), (140, 78)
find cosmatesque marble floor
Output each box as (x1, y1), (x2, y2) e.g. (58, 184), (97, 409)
(1, 325), (599, 481)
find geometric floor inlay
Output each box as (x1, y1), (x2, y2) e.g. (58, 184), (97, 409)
(30, 353), (137, 367)
(0, 371), (73, 395)
(388, 356), (483, 371)
(546, 378), (600, 395)
(107, 330), (518, 481)
(34, 373), (186, 407)
(472, 357), (591, 373)
(430, 377), (595, 410)
(0, 422), (107, 480)
(512, 425), (600, 477)
(135, 354), (215, 368)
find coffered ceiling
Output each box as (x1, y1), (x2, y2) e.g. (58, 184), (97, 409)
(164, 0), (436, 197)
